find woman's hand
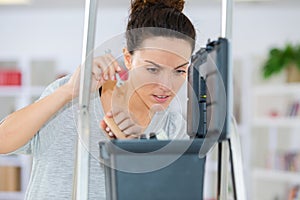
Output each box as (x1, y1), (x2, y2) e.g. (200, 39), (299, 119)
(64, 54), (121, 99)
(100, 111), (143, 139)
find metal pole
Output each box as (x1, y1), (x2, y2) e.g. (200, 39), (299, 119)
(218, 0), (233, 199)
(72, 0), (98, 199)
(222, 0), (233, 136)
(219, 0), (247, 199)
(223, 0), (247, 193)
(229, 123), (247, 200)
(217, 141), (229, 199)
(221, 0), (233, 39)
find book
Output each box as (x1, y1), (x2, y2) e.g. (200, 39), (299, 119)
(286, 101), (300, 117)
(287, 185), (300, 200)
(0, 166), (21, 191)
(0, 70), (22, 86)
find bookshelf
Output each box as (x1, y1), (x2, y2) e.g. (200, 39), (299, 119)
(0, 155), (32, 200)
(242, 57), (300, 200)
(0, 192), (24, 200)
(0, 58), (57, 200)
(253, 118), (300, 128)
(253, 83), (300, 96)
(0, 86), (44, 97)
(252, 169), (300, 200)
(253, 168), (300, 184)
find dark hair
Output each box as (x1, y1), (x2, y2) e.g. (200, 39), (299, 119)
(126, 0), (196, 54)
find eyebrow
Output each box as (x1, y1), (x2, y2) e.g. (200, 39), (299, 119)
(144, 60), (189, 70)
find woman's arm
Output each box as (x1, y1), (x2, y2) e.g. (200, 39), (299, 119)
(0, 84), (72, 154)
(0, 54), (121, 154)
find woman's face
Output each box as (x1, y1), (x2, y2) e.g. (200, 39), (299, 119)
(125, 36), (193, 110)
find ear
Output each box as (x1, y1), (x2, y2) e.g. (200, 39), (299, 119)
(123, 48), (133, 70)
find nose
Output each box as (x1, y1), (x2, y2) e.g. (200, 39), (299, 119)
(157, 71), (173, 91)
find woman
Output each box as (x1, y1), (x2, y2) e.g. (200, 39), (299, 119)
(0, 0), (196, 199)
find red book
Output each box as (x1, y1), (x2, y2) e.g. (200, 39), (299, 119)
(0, 70), (22, 86)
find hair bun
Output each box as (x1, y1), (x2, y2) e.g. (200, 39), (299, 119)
(131, 0), (185, 13)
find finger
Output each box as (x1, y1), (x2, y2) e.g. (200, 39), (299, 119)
(104, 55), (118, 81)
(123, 125), (141, 136)
(106, 131), (116, 140)
(103, 116), (126, 139)
(99, 120), (107, 130)
(101, 53), (120, 81)
(94, 57), (109, 81)
(113, 111), (129, 125)
(100, 120), (110, 137)
(100, 120), (114, 139)
(118, 118), (135, 132)
(111, 106), (123, 118)
(126, 134), (139, 139)
(92, 60), (103, 81)
(108, 132), (114, 137)
(106, 111), (113, 118)
(106, 54), (122, 73)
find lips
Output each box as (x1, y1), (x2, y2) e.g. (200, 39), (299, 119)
(152, 95), (170, 103)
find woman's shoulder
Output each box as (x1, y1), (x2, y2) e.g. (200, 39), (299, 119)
(39, 75), (71, 99)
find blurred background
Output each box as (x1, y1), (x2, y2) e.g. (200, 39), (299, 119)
(0, 0), (300, 199)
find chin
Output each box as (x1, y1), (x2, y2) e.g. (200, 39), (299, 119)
(149, 104), (166, 112)
(149, 101), (171, 111)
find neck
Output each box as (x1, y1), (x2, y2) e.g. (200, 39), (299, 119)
(128, 92), (152, 128)
(123, 79), (156, 128)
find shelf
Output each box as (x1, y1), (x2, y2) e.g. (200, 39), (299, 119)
(0, 192), (23, 200)
(253, 117), (300, 128)
(0, 58), (57, 200)
(253, 168), (300, 183)
(0, 86), (45, 97)
(0, 86), (22, 96)
(253, 83), (300, 96)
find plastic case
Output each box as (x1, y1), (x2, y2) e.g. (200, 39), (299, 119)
(99, 139), (206, 200)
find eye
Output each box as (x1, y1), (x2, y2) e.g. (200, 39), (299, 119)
(146, 67), (159, 74)
(174, 69), (187, 75)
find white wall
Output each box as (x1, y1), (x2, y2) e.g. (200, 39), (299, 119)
(232, 4), (300, 58)
(0, 3), (299, 73)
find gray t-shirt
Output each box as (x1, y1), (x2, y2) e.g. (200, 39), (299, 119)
(6, 76), (187, 200)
